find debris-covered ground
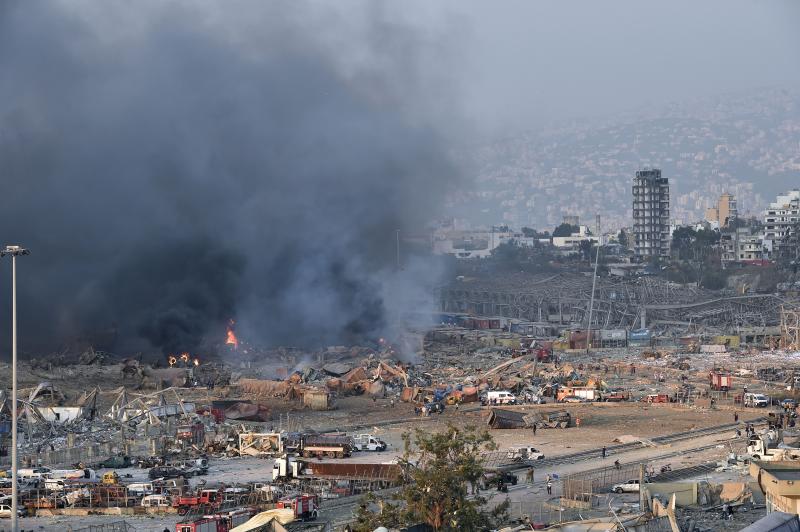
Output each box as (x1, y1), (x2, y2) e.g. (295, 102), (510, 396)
(2, 328), (800, 531)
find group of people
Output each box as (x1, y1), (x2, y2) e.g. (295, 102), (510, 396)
(520, 469), (553, 495)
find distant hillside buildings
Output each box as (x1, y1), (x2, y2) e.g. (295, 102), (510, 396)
(432, 182), (800, 266)
(632, 169), (671, 259)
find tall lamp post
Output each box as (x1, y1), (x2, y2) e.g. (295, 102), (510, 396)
(1, 245), (29, 532)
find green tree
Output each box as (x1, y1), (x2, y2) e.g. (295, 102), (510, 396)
(579, 239), (595, 262)
(617, 229), (628, 249)
(522, 227), (550, 239)
(353, 425), (508, 531)
(553, 223), (579, 237)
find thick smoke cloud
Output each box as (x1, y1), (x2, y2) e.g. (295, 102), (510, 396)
(0, 2), (457, 356)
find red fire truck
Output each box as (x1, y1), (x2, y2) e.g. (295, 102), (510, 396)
(175, 508), (254, 532)
(709, 371), (733, 391)
(173, 489), (223, 515)
(277, 494), (319, 520)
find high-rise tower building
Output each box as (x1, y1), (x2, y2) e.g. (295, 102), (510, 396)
(632, 168), (670, 259)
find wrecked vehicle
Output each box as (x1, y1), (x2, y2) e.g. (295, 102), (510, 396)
(506, 446), (545, 461)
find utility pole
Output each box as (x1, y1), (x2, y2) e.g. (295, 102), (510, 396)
(1, 245), (30, 532)
(586, 218), (601, 353)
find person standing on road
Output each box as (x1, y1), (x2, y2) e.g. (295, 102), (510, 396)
(734, 412), (739, 423)
(532, 424), (537, 436)
(602, 446), (606, 459)
(546, 478), (552, 495)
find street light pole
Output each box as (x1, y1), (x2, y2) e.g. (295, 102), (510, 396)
(1, 245), (29, 532)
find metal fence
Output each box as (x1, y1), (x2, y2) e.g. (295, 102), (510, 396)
(0, 441), (118, 468)
(505, 499), (585, 524)
(561, 463), (642, 502)
(65, 521), (135, 532)
(0, 438), (151, 468)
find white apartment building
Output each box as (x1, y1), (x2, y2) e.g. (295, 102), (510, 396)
(764, 190), (800, 259)
(720, 227), (765, 264)
(551, 225), (599, 249)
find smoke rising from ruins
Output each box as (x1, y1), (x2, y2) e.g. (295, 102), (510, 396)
(0, 2), (458, 356)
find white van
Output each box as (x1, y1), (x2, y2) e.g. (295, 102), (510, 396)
(745, 393), (769, 408)
(127, 482), (154, 496)
(17, 467), (51, 481)
(141, 494), (171, 508)
(481, 391), (517, 405)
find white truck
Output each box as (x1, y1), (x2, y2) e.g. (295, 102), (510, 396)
(744, 393), (770, 408)
(747, 430), (800, 462)
(481, 391), (517, 405)
(17, 467), (51, 481)
(352, 434), (387, 452)
(612, 479), (640, 493)
(506, 446), (545, 461)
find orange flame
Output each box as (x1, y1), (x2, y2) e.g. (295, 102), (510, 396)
(226, 320), (239, 349)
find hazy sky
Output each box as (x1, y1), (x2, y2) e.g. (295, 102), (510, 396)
(382, 0), (800, 134)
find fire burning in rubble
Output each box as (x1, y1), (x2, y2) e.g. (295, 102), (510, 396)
(226, 320), (239, 349)
(168, 352), (200, 367)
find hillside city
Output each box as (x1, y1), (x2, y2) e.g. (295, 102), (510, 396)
(449, 88), (800, 233)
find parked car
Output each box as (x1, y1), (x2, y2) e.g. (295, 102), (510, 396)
(170, 459), (209, 477)
(0, 504), (26, 518)
(559, 395), (585, 403)
(148, 466), (184, 480)
(612, 479), (640, 493)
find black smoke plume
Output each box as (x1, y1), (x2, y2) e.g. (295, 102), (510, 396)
(0, 2), (458, 357)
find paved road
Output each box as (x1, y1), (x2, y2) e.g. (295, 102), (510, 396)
(321, 422), (744, 527)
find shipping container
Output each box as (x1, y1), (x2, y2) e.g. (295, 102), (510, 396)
(600, 329), (627, 348)
(568, 330), (600, 350)
(628, 329), (652, 347)
(712, 335), (740, 348)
